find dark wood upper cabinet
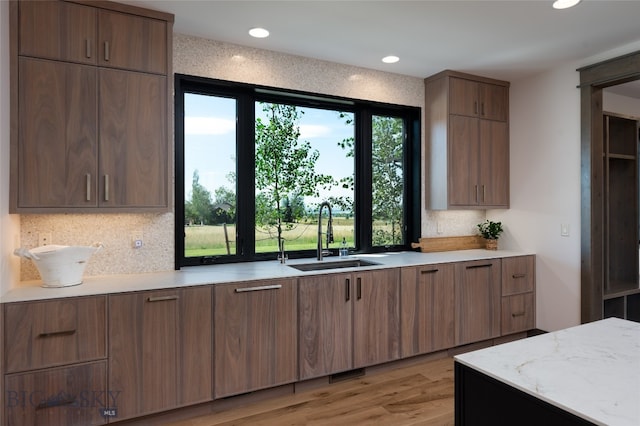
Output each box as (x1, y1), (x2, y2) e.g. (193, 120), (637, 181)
(17, 57), (98, 208)
(98, 69), (167, 208)
(97, 9), (167, 74)
(425, 70), (510, 210)
(449, 77), (508, 122)
(10, 0), (173, 213)
(19, 0), (98, 65)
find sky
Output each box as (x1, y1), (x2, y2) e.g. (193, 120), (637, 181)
(184, 93), (355, 208)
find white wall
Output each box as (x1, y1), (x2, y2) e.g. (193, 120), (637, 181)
(0, 0), (20, 298)
(604, 91), (640, 117)
(492, 45), (640, 332)
(491, 63), (582, 332)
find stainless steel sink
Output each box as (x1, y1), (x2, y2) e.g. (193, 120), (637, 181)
(288, 259), (380, 272)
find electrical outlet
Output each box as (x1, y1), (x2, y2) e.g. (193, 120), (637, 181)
(131, 230), (143, 249)
(437, 222), (444, 234)
(561, 224), (570, 237)
(38, 232), (52, 246)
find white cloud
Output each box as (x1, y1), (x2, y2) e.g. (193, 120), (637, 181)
(299, 124), (331, 139)
(185, 117), (235, 135)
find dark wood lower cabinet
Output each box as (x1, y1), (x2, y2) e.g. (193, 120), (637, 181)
(455, 259), (501, 346)
(298, 273), (353, 380)
(353, 269), (400, 368)
(108, 287), (212, 422)
(1, 255), (537, 425)
(4, 361), (108, 426)
(401, 264), (455, 357)
(214, 279), (297, 398)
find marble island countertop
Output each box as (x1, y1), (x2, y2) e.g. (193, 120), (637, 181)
(2, 249), (531, 303)
(455, 317), (640, 426)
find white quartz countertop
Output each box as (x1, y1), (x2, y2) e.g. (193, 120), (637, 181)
(455, 318), (640, 426)
(1, 249), (530, 303)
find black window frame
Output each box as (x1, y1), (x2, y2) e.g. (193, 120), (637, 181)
(175, 73), (421, 268)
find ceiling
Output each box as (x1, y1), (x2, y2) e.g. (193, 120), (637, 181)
(123, 0), (640, 95)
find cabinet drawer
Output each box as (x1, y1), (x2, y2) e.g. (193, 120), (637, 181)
(502, 255), (535, 295)
(501, 293), (535, 335)
(4, 361), (108, 426)
(4, 296), (107, 373)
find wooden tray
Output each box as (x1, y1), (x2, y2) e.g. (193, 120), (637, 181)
(411, 235), (485, 253)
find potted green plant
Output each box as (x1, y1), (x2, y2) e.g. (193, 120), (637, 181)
(477, 220), (503, 250)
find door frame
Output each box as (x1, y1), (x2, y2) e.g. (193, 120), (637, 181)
(578, 51), (640, 323)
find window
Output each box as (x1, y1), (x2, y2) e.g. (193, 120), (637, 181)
(175, 75), (420, 267)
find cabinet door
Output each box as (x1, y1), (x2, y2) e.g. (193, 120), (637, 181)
(401, 264), (455, 357)
(109, 287), (211, 421)
(98, 10), (167, 74)
(449, 77), (478, 117)
(501, 293), (535, 335)
(215, 279), (297, 398)
(449, 115), (480, 206)
(19, 0), (97, 65)
(449, 78), (508, 122)
(4, 296), (106, 373)
(455, 259), (501, 346)
(479, 119), (509, 207)
(18, 58), (98, 208)
(298, 274), (353, 380)
(479, 83), (508, 121)
(178, 287), (213, 406)
(502, 255), (535, 296)
(353, 269), (400, 368)
(4, 361), (107, 426)
(98, 68), (167, 208)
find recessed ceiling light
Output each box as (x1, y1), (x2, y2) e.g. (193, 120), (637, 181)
(249, 27), (269, 38)
(552, 0), (581, 9)
(382, 55), (399, 64)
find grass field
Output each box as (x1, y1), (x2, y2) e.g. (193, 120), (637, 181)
(184, 217), (355, 257)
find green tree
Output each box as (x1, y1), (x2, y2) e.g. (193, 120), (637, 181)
(186, 170), (214, 225)
(371, 116), (404, 245)
(255, 103), (334, 251)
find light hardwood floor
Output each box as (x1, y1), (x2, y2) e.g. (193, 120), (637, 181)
(166, 357), (454, 426)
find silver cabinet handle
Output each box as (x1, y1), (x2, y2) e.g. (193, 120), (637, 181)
(356, 277), (362, 300)
(104, 174), (109, 201)
(511, 311), (526, 318)
(482, 185), (486, 203)
(147, 295), (179, 302)
(86, 39), (92, 58)
(235, 284), (282, 293)
(512, 273), (526, 279)
(86, 173), (91, 201)
(104, 41), (110, 61)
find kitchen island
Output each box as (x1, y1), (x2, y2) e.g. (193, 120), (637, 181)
(454, 317), (640, 426)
